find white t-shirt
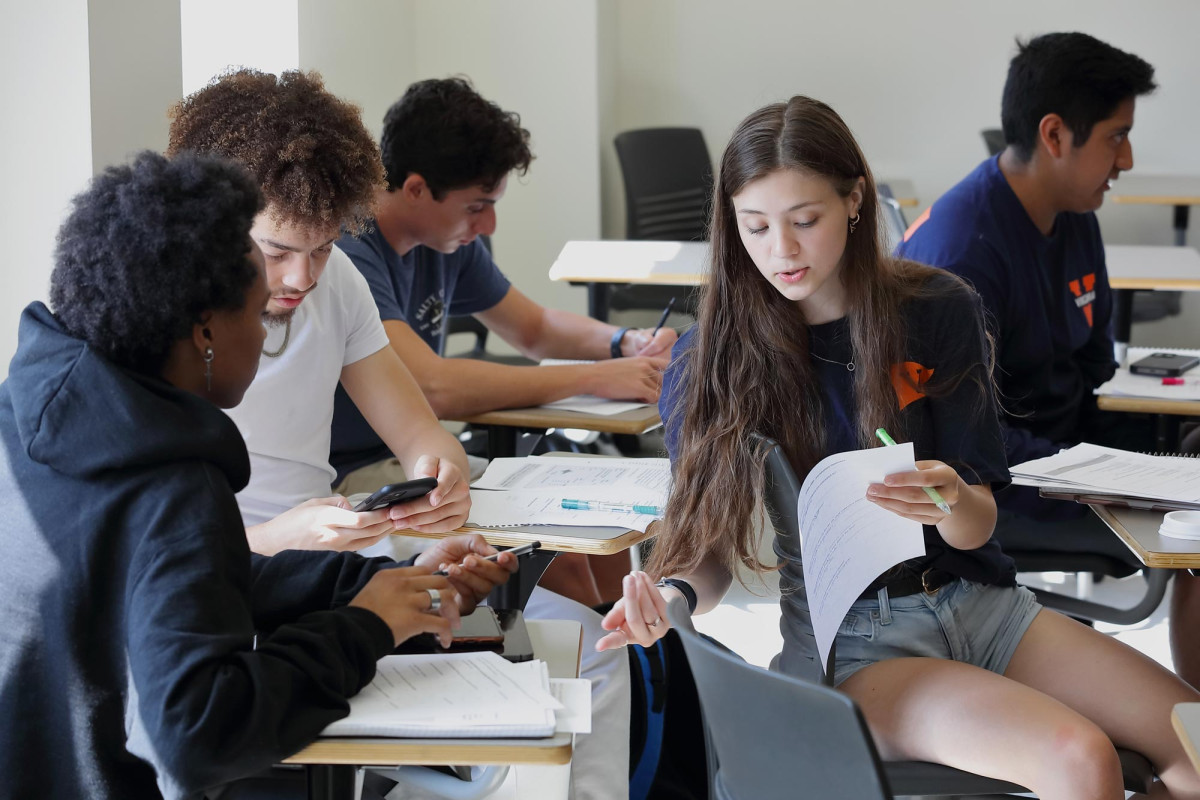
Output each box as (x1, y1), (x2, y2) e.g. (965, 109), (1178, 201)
(227, 246), (390, 526)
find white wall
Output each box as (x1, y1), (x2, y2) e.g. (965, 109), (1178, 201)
(1, 1), (93, 379)
(181, 0), (298, 94)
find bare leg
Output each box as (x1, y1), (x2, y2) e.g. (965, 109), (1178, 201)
(1003, 609), (1200, 798)
(538, 552), (602, 608)
(587, 551), (632, 604)
(1172, 572), (1200, 688)
(841, 656), (1125, 799)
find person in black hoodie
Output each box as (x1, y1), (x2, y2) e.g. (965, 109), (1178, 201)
(0, 151), (517, 800)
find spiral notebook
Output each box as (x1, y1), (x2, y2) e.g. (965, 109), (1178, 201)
(320, 652), (562, 738)
(1012, 444), (1200, 511)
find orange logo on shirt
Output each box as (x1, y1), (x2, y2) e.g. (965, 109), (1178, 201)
(1067, 273), (1097, 327)
(890, 361), (934, 410)
(903, 207), (931, 242)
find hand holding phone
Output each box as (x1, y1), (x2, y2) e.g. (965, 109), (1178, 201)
(351, 477), (439, 512)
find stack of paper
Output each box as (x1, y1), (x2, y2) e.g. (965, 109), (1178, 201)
(321, 652), (585, 739)
(1096, 347), (1200, 401)
(467, 456), (670, 530)
(1010, 443), (1200, 510)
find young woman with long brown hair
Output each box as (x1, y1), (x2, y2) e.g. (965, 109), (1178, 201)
(598, 96), (1200, 799)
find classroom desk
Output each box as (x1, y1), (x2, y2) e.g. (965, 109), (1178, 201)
(1109, 175), (1200, 247)
(284, 619), (582, 800)
(399, 514), (657, 609)
(1090, 504), (1200, 570)
(1104, 245), (1200, 364)
(1172, 703), (1200, 774)
(879, 178), (919, 208)
(1095, 394), (1200, 451)
(453, 403), (663, 460)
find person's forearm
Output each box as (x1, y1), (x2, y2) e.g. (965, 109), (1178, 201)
(519, 307), (620, 361)
(420, 358), (605, 419)
(396, 423), (470, 482)
(935, 482), (997, 550)
(657, 554), (733, 615)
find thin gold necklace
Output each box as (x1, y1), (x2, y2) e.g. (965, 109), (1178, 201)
(262, 316), (292, 358)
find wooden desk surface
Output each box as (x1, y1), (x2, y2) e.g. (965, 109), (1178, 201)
(398, 518), (655, 556)
(457, 403), (662, 437)
(1109, 175), (1200, 206)
(880, 178), (918, 208)
(1105, 244), (1200, 291)
(1097, 395), (1200, 417)
(1172, 704), (1200, 774)
(1091, 504), (1200, 569)
(284, 620), (581, 767)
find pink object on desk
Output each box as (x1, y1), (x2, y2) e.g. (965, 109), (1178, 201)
(1163, 377), (1187, 386)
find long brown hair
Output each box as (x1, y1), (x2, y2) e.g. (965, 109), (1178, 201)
(648, 96), (960, 580)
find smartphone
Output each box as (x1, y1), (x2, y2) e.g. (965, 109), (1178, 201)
(1129, 352), (1200, 378)
(433, 541), (541, 576)
(351, 477), (439, 512)
(447, 607), (505, 644)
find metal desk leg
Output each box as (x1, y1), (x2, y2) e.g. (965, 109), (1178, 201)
(1174, 204), (1190, 247)
(489, 549), (559, 610)
(486, 425), (520, 460)
(307, 764), (357, 800)
(1113, 288), (1134, 366)
(587, 282), (611, 322)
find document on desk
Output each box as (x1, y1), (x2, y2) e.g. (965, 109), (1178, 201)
(320, 652), (572, 738)
(475, 456), (671, 493)
(536, 359), (650, 415)
(799, 443), (925, 670)
(1096, 347), (1200, 401)
(1010, 443), (1200, 505)
(467, 488), (660, 531)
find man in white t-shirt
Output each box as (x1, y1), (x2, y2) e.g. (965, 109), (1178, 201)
(168, 69), (631, 800)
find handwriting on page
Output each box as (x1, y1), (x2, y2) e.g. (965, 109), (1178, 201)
(797, 444), (926, 669)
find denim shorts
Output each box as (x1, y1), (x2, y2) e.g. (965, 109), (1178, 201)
(776, 578), (1043, 686)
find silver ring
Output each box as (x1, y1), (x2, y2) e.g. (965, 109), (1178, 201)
(425, 587), (441, 612)
(647, 618), (661, 628)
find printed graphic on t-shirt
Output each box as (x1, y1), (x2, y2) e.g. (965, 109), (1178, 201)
(903, 207), (931, 242)
(412, 291), (446, 339)
(1067, 273), (1096, 327)
(890, 361), (934, 410)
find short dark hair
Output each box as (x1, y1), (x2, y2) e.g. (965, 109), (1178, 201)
(1001, 32), (1156, 161)
(50, 151), (263, 375)
(380, 77), (533, 198)
(167, 69), (383, 234)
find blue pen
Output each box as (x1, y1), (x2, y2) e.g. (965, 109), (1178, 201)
(561, 499), (665, 516)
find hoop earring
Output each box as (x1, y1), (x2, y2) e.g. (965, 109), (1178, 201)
(849, 213), (861, 234)
(203, 346), (214, 392)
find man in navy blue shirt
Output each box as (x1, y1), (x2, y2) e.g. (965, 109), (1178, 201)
(899, 33), (1200, 686)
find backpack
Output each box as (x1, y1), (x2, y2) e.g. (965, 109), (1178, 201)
(627, 630), (710, 800)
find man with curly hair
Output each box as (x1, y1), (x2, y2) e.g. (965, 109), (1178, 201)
(168, 69), (473, 554)
(168, 70), (631, 800)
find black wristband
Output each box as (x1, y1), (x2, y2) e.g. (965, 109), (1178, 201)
(610, 327), (630, 359)
(656, 578), (698, 614)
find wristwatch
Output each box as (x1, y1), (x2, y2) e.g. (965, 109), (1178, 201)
(655, 577), (697, 614)
(610, 327), (630, 359)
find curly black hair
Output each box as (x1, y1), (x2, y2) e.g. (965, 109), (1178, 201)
(1002, 33), (1156, 162)
(50, 150), (263, 376)
(380, 77), (533, 198)
(167, 69), (384, 234)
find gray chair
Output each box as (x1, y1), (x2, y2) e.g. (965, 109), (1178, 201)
(877, 185), (908, 253)
(752, 432), (1155, 796)
(982, 127), (1006, 156)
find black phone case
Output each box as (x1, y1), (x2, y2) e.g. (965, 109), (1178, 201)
(353, 478), (438, 512)
(393, 609), (535, 662)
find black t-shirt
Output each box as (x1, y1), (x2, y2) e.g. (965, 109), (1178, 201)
(660, 273), (1016, 587)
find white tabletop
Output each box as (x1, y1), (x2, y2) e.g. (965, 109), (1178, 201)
(1105, 244), (1200, 290)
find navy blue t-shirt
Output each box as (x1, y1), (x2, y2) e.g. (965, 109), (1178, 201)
(660, 274), (1016, 586)
(329, 224), (511, 477)
(897, 156), (1119, 520)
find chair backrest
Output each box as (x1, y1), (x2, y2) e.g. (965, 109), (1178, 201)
(666, 600), (893, 800)
(614, 127), (713, 241)
(981, 128), (1005, 156)
(877, 190), (907, 254)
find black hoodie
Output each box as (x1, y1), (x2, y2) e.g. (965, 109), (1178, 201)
(0, 303), (398, 799)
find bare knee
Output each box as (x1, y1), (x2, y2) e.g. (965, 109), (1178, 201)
(1038, 722), (1123, 800)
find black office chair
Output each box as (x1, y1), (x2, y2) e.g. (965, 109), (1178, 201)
(982, 127), (1006, 156)
(751, 433), (1155, 796)
(603, 127), (711, 321)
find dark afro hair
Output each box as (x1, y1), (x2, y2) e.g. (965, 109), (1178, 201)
(1002, 32), (1156, 162)
(50, 150), (263, 376)
(167, 69), (384, 234)
(380, 76), (533, 198)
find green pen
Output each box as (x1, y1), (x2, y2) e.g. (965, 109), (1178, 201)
(874, 428), (952, 515)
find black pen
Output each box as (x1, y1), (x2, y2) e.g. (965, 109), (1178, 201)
(650, 297), (676, 339)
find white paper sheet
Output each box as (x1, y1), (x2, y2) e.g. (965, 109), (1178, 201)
(1010, 443), (1200, 504)
(474, 457), (671, 493)
(467, 489), (659, 530)
(798, 444), (926, 670)
(1095, 347), (1200, 401)
(535, 359), (652, 415)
